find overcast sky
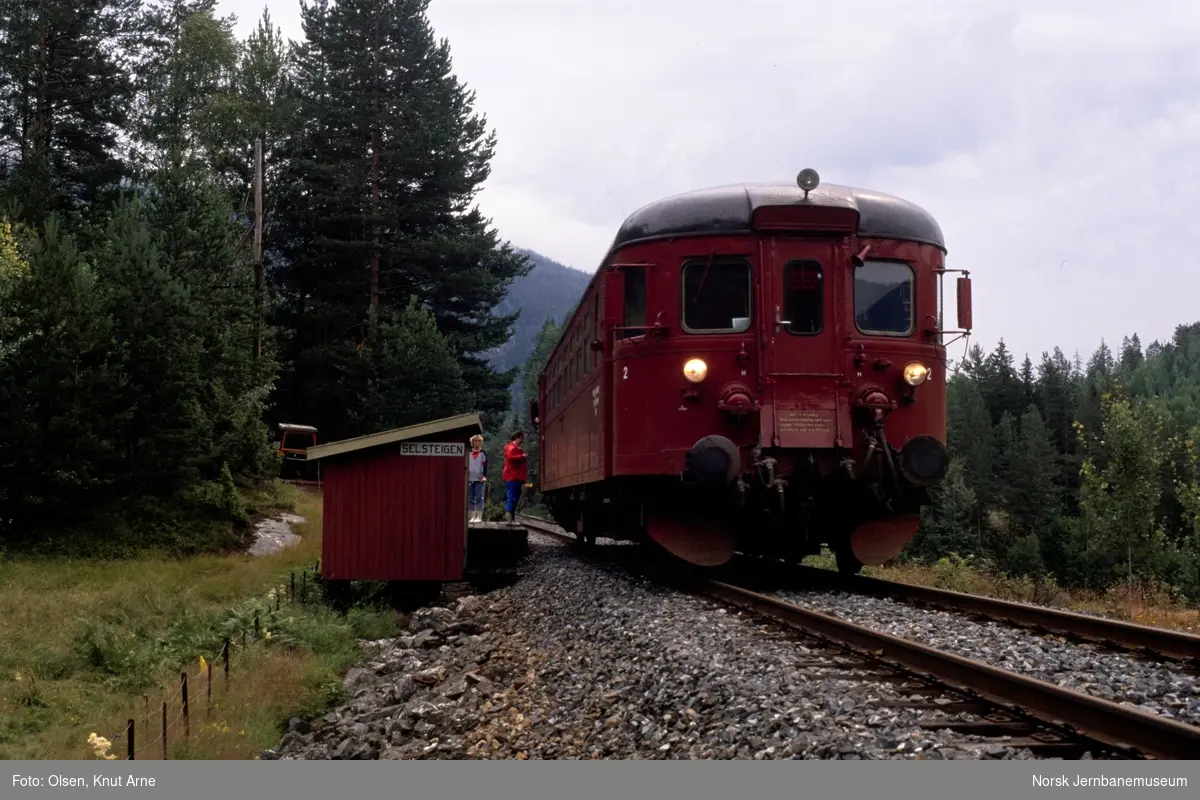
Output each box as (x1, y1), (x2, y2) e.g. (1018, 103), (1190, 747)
(218, 0), (1200, 369)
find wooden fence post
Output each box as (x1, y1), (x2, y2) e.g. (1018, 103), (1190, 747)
(206, 660), (212, 718)
(290, 572), (295, 602)
(223, 638), (230, 686)
(301, 570), (307, 602)
(254, 611), (260, 637)
(161, 702), (167, 760)
(127, 719), (134, 760)
(181, 672), (190, 738)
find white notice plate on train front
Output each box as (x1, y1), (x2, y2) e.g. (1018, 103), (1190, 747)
(400, 442), (465, 457)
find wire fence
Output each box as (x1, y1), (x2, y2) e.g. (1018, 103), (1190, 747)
(86, 562), (322, 761)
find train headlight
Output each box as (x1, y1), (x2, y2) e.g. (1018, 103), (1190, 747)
(683, 358), (708, 383)
(903, 362), (930, 387)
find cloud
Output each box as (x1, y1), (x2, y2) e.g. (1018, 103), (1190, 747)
(222, 0), (1200, 365)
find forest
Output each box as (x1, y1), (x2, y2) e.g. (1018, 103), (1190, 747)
(511, 318), (1200, 604)
(0, 0), (528, 554)
(3, 2), (1199, 608)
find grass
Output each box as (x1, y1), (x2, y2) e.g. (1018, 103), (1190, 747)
(0, 482), (399, 760)
(805, 551), (1200, 634)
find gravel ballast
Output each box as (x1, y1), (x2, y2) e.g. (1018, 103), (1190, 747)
(265, 534), (1051, 760)
(774, 588), (1200, 727)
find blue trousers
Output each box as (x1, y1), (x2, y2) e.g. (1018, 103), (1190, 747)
(468, 481), (486, 512)
(505, 480), (522, 513)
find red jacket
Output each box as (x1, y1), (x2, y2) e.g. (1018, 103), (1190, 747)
(502, 441), (528, 482)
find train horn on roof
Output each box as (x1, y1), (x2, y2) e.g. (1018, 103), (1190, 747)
(797, 168), (820, 198)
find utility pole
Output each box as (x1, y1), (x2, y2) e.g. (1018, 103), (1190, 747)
(253, 138), (264, 361)
(368, 122), (380, 341)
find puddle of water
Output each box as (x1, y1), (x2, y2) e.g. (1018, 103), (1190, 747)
(248, 513), (307, 557)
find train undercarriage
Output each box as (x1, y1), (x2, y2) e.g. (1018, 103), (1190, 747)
(542, 433), (949, 575)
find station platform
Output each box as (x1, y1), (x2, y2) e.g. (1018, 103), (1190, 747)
(465, 521), (529, 570)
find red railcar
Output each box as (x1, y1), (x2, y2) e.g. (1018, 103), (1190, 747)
(529, 169), (971, 573)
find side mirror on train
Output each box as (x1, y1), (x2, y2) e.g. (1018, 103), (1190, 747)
(590, 339), (603, 352)
(956, 275), (973, 332)
(528, 398), (540, 430)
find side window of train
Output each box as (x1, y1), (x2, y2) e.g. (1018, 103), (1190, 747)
(619, 266), (647, 339)
(682, 256), (752, 333)
(854, 260), (915, 336)
(784, 260), (823, 335)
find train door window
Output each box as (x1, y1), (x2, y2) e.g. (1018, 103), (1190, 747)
(854, 260), (915, 336)
(583, 311), (591, 373)
(681, 256), (752, 333)
(620, 266), (647, 339)
(784, 260), (823, 335)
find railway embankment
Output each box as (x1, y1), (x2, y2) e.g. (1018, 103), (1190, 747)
(264, 533), (1041, 760)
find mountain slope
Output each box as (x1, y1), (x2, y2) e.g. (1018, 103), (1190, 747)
(489, 248), (592, 374)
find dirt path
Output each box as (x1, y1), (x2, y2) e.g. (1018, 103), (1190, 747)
(248, 513), (307, 557)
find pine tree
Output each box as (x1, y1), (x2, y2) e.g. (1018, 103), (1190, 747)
(0, 0), (140, 224)
(271, 0), (530, 437)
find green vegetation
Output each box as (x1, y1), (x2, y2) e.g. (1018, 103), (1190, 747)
(905, 334), (1200, 607)
(0, 0), (531, 555)
(0, 487), (399, 760)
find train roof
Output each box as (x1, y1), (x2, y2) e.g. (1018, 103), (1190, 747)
(608, 181), (946, 253)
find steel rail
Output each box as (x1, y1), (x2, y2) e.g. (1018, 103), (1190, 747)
(785, 563), (1200, 662)
(704, 581), (1200, 760)
(516, 515), (1200, 760)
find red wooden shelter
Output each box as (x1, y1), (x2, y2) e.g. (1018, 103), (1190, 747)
(305, 413), (483, 582)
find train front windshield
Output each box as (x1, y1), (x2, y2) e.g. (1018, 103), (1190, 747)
(682, 258), (752, 333)
(854, 260), (914, 336)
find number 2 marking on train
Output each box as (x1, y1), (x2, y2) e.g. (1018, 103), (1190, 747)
(622, 367), (628, 380)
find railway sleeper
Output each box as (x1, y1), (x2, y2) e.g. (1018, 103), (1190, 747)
(520, 515), (1161, 759)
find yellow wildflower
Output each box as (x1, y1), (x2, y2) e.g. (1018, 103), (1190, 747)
(199, 655), (208, 674)
(264, 630), (272, 642)
(87, 733), (118, 761)
(13, 672), (20, 682)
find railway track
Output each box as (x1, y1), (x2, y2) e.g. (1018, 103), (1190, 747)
(514, 514), (1200, 760)
(756, 561), (1200, 664)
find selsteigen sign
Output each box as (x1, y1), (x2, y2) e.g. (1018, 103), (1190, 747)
(399, 442), (465, 457)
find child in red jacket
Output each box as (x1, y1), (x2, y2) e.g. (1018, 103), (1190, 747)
(502, 430), (528, 523)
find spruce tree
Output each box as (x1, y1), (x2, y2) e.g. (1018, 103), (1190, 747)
(0, 215), (113, 535)
(90, 196), (207, 495)
(1011, 406), (1060, 536)
(947, 373), (993, 512)
(993, 411), (1018, 536)
(347, 300), (472, 437)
